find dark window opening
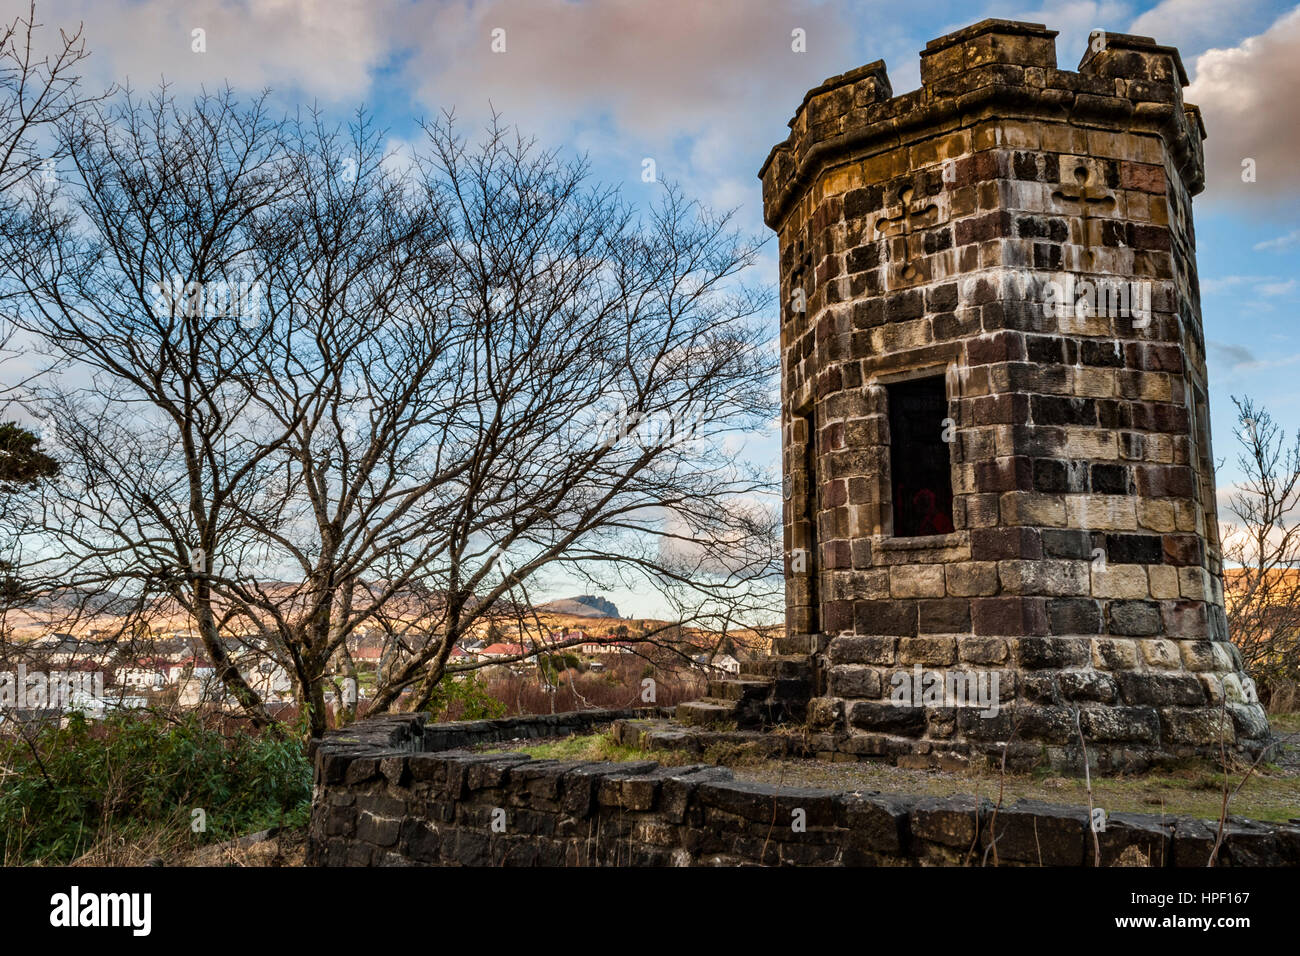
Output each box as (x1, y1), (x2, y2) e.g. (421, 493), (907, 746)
(888, 376), (954, 537)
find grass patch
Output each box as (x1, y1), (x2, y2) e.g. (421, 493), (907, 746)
(1270, 711), (1300, 735)
(487, 731), (776, 769)
(485, 732), (655, 764)
(701, 740), (771, 767)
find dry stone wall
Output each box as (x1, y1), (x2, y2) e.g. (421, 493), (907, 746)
(307, 712), (1300, 866)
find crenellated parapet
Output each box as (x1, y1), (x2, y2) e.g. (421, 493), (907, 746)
(760, 20), (1205, 230)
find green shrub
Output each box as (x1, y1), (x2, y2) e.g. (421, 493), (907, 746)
(539, 653), (583, 681)
(425, 672), (507, 721)
(0, 710), (311, 864)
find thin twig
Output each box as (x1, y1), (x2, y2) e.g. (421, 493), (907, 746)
(1075, 708), (1101, 867)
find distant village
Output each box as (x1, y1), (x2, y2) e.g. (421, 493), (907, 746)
(0, 600), (763, 725)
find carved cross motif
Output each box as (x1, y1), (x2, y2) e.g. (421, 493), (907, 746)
(1052, 164), (1116, 266)
(876, 186), (938, 279)
(1052, 165), (1115, 212)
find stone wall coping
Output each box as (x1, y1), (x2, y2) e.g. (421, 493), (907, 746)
(924, 18), (1060, 54)
(309, 713), (1300, 866)
(310, 707), (666, 761)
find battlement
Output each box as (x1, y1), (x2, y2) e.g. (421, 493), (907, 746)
(759, 19), (1204, 229)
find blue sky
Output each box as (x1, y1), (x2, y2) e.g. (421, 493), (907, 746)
(20, 0), (1300, 616)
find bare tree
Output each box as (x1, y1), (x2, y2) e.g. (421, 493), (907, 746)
(355, 116), (779, 719)
(3, 87), (780, 737)
(0, 1), (107, 212)
(1220, 396), (1300, 709)
(0, 0), (109, 414)
(3, 86), (298, 726)
(0, 1), (107, 672)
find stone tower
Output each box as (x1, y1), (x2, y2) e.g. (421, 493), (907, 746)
(682, 19), (1272, 771)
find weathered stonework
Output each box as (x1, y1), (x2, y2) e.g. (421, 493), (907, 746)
(722, 19), (1269, 769)
(307, 712), (1300, 866)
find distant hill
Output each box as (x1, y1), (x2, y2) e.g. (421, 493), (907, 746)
(539, 594), (621, 618)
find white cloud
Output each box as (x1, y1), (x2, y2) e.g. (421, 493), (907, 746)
(37, 0), (395, 102)
(1201, 275), (1249, 294)
(1208, 340), (1256, 368)
(26, 0), (876, 231)
(1128, 0), (1263, 56)
(1186, 7), (1300, 205)
(386, 0), (883, 231)
(655, 497), (777, 577)
(1254, 229), (1300, 250)
(403, 1), (861, 139)
(1200, 274), (1292, 296)
(1206, 340), (1300, 374)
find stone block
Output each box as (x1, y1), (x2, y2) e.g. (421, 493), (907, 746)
(918, 598), (974, 632)
(1016, 635), (1090, 668)
(835, 791), (914, 853)
(1117, 672), (1205, 707)
(829, 634), (898, 665)
(855, 600), (919, 636)
(1091, 565), (1149, 599)
(998, 558), (1090, 595)
(1108, 600), (1162, 636)
(1048, 597), (1102, 634)
(911, 795), (989, 849)
(898, 635), (959, 665)
(890, 564), (947, 598)
(828, 664), (884, 698)
(958, 636), (1009, 664)
(849, 700), (928, 734)
(991, 800), (1087, 866)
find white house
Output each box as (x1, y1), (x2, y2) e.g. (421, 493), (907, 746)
(693, 653), (740, 675)
(242, 658), (293, 700)
(114, 661), (168, 691)
(715, 654), (741, 675)
(166, 658), (213, 684)
(585, 639), (635, 655)
(65, 687), (148, 718)
(36, 634), (114, 667)
(166, 657), (220, 706)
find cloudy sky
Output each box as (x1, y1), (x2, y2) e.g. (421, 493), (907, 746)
(14, 0), (1300, 615)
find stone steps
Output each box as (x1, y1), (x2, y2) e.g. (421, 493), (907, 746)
(772, 633), (827, 656)
(676, 638), (818, 730)
(740, 654), (814, 681)
(707, 678), (773, 702)
(676, 698), (741, 727)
